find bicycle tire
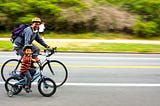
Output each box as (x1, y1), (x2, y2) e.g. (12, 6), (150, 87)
(1, 59), (21, 82)
(42, 60), (68, 87)
(38, 78), (56, 97)
(5, 77), (22, 95)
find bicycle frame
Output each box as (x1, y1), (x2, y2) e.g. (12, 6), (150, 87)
(13, 51), (55, 75)
(18, 72), (43, 86)
(14, 60), (46, 86)
(13, 58), (22, 73)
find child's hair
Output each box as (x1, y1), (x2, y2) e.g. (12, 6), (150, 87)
(23, 45), (32, 51)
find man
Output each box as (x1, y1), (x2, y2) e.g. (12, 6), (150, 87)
(13, 17), (49, 58)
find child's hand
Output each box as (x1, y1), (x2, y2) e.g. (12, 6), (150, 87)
(35, 57), (39, 62)
(32, 57), (39, 63)
(32, 59), (36, 62)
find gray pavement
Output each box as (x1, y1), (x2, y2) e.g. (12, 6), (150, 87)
(0, 52), (160, 106)
(0, 85), (160, 106)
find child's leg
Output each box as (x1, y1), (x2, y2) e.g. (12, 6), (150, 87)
(23, 71), (32, 88)
(29, 68), (36, 77)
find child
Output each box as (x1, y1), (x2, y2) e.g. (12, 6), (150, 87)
(20, 45), (39, 93)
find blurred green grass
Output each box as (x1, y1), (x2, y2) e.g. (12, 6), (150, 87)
(1, 41), (160, 53)
(1, 32), (160, 40)
(0, 41), (13, 51)
(0, 32), (138, 39)
(1, 32), (160, 53)
(58, 43), (160, 53)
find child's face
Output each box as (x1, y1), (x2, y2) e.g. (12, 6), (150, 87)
(25, 48), (32, 56)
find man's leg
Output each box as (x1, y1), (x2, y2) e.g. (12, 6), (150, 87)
(13, 46), (24, 57)
(31, 44), (40, 68)
(32, 44), (40, 59)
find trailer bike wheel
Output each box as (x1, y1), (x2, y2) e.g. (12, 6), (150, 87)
(5, 77), (22, 95)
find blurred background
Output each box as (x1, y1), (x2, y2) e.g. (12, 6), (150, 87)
(0, 0), (160, 52)
(0, 0), (160, 37)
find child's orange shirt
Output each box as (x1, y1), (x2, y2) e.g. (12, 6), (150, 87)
(20, 55), (32, 73)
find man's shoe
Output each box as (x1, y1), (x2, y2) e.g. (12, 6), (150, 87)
(25, 88), (29, 93)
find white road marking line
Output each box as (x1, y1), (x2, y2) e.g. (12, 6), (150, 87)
(64, 83), (160, 87)
(1, 82), (160, 87)
(66, 65), (160, 68)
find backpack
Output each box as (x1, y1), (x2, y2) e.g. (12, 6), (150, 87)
(11, 24), (28, 43)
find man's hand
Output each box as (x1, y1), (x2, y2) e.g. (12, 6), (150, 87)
(46, 45), (50, 48)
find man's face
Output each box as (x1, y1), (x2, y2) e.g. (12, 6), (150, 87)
(32, 22), (41, 30)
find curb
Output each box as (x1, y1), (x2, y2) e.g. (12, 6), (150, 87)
(1, 38), (160, 44)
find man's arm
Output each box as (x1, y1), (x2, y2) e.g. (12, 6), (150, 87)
(35, 33), (49, 48)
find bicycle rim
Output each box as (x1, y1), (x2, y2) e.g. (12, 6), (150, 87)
(38, 78), (56, 97)
(1, 59), (20, 81)
(42, 60), (68, 87)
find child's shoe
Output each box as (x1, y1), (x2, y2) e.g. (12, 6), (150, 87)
(25, 86), (32, 93)
(25, 88), (32, 93)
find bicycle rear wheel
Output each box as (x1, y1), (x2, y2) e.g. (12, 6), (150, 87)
(1, 59), (21, 81)
(5, 77), (22, 95)
(42, 60), (68, 87)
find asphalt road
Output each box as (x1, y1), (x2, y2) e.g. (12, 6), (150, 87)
(0, 52), (160, 106)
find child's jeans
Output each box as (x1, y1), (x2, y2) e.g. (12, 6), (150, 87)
(21, 71), (32, 88)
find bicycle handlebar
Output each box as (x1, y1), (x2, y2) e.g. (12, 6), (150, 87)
(43, 47), (57, 57)
(33, 47), (57, 57)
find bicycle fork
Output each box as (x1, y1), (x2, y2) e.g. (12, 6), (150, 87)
(47, 61), (55, 75)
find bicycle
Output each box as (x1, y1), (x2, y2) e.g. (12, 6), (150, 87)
(5, 61), (56, 97)
(1, 47), (68, 87)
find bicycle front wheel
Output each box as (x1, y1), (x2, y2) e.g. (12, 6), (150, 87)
(1, 59), (21, 82)
(38, 78), (56, 97)
(42, 60), (68, 87)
